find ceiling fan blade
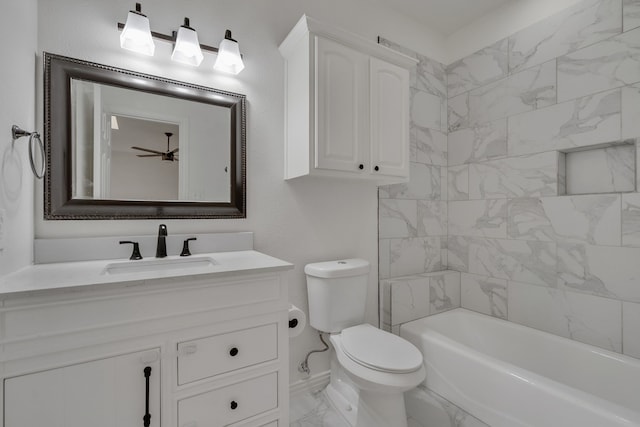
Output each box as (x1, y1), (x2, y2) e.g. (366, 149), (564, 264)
(136, 154), (162, 157)
(170, 148), (179, 153)
(131, 146), (164, 155)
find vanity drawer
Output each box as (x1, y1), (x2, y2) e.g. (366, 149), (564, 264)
(178, 323), (278, 385)
(178, 372), (278, 427)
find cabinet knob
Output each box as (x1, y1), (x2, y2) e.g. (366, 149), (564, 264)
(230, 400), (238, 410)
(229, 347), (239, 357)
(358, 164), (364, 170)
(374, 166), (379, 171)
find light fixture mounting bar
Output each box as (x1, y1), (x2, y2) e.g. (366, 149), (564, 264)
(117, 22), (219, 54)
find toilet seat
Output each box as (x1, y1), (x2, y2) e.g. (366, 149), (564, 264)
(329, 331), (425, 393)
(340, 324), (423, 373)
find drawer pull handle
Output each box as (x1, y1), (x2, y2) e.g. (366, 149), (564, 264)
(230, 400), (238, 410)
(143, 366), (152, 427)
(229, 347), (239, 357)
(358, 164), (364, 170)
(374, 165), (380, 171)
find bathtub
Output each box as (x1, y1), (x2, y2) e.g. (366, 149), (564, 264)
(401, 308), (640, 427)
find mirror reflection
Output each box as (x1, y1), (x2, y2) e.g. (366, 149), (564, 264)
(70, 79), (231, 203)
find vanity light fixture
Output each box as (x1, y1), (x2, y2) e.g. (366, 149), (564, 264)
(118, 5), (245, 74)
(171, 18), (204, 67)
(213, 30), (245, 75)
(119, 3), (155, 56)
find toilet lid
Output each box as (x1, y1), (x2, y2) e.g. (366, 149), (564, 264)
(340, 324), (423, 373)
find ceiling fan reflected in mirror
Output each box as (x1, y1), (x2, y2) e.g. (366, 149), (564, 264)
(131, 132), (179, 162)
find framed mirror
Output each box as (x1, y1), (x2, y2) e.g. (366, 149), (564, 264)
(44, 52), (246, 219)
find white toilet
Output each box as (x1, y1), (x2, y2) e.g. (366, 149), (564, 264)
(305, 259), (425, 427)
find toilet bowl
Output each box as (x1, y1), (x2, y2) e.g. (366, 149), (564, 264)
(305, 259), (426, 427)
(327, 324), (426, 427)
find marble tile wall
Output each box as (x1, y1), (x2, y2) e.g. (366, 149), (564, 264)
(445, 0), (640, 358)
(564, 143), (636, 194)
(378, 38), (449, 281)
(378, 0), (640, 359)
(380, 270), (461, 332)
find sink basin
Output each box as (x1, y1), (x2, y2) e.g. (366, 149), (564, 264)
(103, 256), (217, 275)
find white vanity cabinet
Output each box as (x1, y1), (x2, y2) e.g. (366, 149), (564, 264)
(5, 349), (161, 427)
(280, 15), (415, 183)
(0, 256), (291, 427)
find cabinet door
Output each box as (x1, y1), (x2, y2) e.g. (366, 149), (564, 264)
(370, 57), (410, 178)
(5, 349), (160, 427)
(315, 36), (369, 174)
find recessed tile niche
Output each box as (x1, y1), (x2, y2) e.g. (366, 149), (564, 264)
(559, 141), (637, 195)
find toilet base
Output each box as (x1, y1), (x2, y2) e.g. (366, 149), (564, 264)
(356, 389), (408, 427)
(324, 381), (358, 426)
(324, 382), (409, 427)
(324, 355), (409, 427)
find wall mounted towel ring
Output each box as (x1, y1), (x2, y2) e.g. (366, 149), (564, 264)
(11, 125), (45, 179)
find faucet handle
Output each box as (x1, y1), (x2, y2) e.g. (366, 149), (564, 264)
(120, 241), (143, 260)
(180, 237), (197, 257)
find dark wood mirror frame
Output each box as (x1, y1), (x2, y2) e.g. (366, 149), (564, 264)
(44, 52), (246, 220)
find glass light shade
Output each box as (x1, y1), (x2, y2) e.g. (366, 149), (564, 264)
(171, 26), (204, 66)
(120, 11), (155, 56)
(214, 38), (245, 75)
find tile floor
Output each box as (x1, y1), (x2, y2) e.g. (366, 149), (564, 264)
(290, 388), (421, 427)
(290, 385), (488, 427)
(290, 389), (350, 427)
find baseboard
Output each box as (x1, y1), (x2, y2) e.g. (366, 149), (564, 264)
(289, 370), (331, 397)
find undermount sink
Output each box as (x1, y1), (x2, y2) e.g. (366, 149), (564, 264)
(103, 256), (217, 275)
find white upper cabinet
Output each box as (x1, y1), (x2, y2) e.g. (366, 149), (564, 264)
(370, 57), (410, 177)
(315, 37), (369, 174)
(279, 15), (416, 184)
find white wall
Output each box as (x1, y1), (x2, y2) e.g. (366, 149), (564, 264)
(0, 0), (37, 276)
(33, 0), (440, 382)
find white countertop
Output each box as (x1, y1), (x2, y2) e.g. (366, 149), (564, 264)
(0, 250), (293, 298)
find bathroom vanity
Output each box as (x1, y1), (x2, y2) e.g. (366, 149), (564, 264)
(0, 236), (292, 427)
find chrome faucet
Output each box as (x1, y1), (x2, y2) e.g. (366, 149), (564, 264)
(156, 224), (168, 258)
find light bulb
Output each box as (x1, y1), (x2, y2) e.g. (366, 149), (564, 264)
(120, 3), (155, 56)
(213, 30), (245, 75)
(171, 18), (204, 67)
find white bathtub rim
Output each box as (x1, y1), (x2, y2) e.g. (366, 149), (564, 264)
(416, 330), (640, 426)
(401, 309), (640, 427)
(402, 308), (640, 378)
(405, 309), (640, 368)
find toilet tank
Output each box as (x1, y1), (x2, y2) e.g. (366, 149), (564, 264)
(304, 259), (370, 333)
